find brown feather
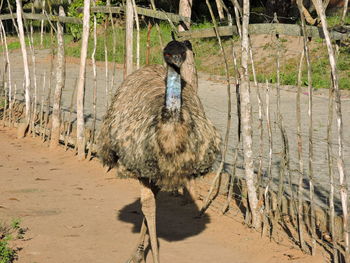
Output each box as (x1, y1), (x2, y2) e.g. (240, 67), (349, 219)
(97, 64), (221, 190)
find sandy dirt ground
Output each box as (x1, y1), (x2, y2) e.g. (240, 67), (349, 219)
(0, 127), (328, 263)
(2, 44), (350, 212)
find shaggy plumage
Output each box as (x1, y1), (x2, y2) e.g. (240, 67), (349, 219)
(97, 40), (221, 263)
(97, 65), (221, 190)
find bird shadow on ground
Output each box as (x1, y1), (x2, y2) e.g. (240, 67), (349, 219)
(117, 191), (210, 242)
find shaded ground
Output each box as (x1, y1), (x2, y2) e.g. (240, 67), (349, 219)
(0, 127), (327, 263)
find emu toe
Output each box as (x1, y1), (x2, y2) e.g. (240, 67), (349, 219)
(125, 248), (145, 263)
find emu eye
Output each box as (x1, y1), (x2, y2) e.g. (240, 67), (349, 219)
(164, 53), (172, 57)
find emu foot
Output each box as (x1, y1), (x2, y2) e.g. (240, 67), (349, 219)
(125, 244), (145, 263)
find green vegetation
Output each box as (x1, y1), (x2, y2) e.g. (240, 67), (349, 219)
(66, 0), (106, 41)
(1, 14), (349, 90)
(326, 15), (350, 27)
(0, 219), (26, 263)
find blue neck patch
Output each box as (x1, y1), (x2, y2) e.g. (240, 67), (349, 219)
(165, 67), (181, 111)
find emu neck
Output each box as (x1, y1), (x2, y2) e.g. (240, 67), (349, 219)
(165, 66), (182, 112)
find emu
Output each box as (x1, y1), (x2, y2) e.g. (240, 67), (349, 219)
(97, 40), (221, 263)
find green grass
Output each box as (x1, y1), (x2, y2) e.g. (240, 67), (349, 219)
(0, 219), (26, 263)
(1, 18), (350, 90)
(326, 14), (350, 27)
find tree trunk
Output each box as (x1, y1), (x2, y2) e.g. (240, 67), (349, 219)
(50, 6), (66, 148)
(76, 0), (90, 160)
(178, 0), (198, 92)
(241, 0), (260, 229)
(124, 0), (133, 78)
(15, 0), (31, 124)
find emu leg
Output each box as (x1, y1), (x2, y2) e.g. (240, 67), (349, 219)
(140, 180), (160, 263)
(126, 219), (147, 263)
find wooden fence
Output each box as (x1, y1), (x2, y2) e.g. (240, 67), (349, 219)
(0, 2), (349, 262)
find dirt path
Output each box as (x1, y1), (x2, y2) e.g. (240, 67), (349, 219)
(2, 47), (350, 211)
(0, 127), (327, 263)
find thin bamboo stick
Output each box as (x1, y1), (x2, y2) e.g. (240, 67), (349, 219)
(0, 24), (4, 118)
(6, 0), (19, 35)
(43, 28), (55, 142)
(231, 0), (242, 37)
(297, 0), (316, 255)
(39, 72), (46, 139)
(103, 21), (109, 111)
(178, 0), (198, 91)
(275, 35), (286, 220)
(40, 0), (46, 47)
(13, 83), (17, 123)
(0, 21), (5, 86)
(296, 50), (307, 252)
(15, 0), (31, 124)
(131, 0), (140, 69)
(200, 0), (232, 215)
(76, 0), (91, 160)
(65, 78), (77, 151)
(0, 20), (11, 126)
(149, 0), (164, 52)
(341, 0), (349, 25)
(306, 33), (316, 258)
(222, 18), (242, 215)
(125, 0), (134, 77)
(249, 37), (264, 190)
(28, 7), (38, 136)
(107, 4), (117, 96)
(263, 80), (273, 238)
(313, 0), (349, 261)
(146, 22), (152, 65)
(326, 62), (338, 262)
(2, 83), (7, 126)
(222, 143), (239, 214)
(87, 8), (98, 160)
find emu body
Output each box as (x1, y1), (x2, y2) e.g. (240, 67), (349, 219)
(97, 40), (221, 263)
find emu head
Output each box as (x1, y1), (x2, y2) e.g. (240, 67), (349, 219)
(163, 40), (190, 70)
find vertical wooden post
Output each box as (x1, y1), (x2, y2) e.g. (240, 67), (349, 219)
(240, 0), (260, 229)
(341, 0), (349, 25)
(87, 4), (98, 160)
(131, 0), (140, 69)
(296, 0), (317, 255)
(39, 72), (46, 139)
(103, 21), (109, 110)
(215, 0), (225, 20)
(200, 0), (232, 213)
(296, 50), (307, 252)
(76, 0), (91, 160)
(50, 6), (66, 148)
(15, 0), (31, 124)
(29, 6), (38, 135)
(124, 0), (134, 78)
(178, 0), (197, 92)
(40, 0), (46, 47)
(313, 0), (349, 261)
(107, 3), (117, 96)
(0, 20), (12, 124)
(326, 61), (337, 262)
(263, 80), (273, 237)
